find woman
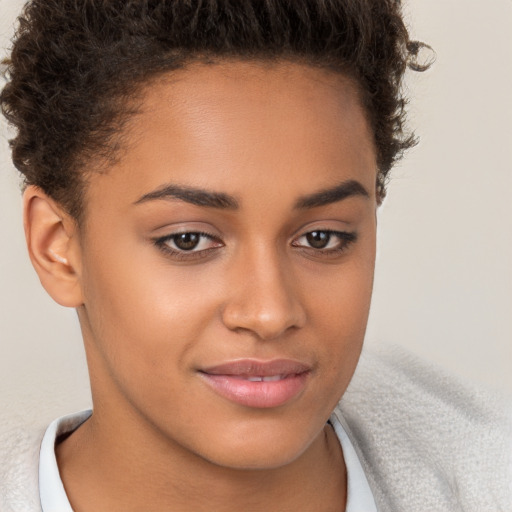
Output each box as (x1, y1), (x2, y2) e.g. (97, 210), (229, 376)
(1, 1), (510, 511)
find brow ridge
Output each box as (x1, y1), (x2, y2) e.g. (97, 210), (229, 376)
(294, 179), (369, 209)
(134, 184), (239, 209)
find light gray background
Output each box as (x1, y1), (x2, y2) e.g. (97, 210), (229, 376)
(1, 0), (511, 408)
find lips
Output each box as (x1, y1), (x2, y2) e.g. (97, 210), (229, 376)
(199, 359), (311, 408)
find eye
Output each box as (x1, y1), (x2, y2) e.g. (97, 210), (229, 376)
(292, 230), (357, 254)
(170, 232), (207, 251)
(154, 231), (223, 259)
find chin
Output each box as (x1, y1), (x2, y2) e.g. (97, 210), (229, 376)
(204, 446), (306, 471)
(192, 419), (321, 471)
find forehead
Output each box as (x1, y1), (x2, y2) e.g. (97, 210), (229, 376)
(84, 60), (377, 214)
(137, 59), (372, 154)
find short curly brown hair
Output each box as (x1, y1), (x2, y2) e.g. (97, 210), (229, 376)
(1, 0), (430, 221)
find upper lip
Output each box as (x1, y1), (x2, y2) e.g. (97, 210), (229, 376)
(200, 359), (311, 377)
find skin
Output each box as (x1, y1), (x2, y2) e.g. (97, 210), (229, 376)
(24, 60), (378, 511)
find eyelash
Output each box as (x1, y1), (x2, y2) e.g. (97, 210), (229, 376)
(291, 230), (357, 258)
(153, 231), (223, 261)
(153, 229), (357, 261)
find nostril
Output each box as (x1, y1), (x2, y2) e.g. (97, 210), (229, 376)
(221, 297), (306, 340)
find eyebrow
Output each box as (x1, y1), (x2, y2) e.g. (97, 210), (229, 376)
(134, 178), (369, 210)
(134, 184), (239, 209)
(294, 179), (369, 209)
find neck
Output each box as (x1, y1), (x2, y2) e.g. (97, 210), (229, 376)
(56, 403), (346, 512)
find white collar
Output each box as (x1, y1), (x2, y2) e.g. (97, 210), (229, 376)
(329, 410), (378, 512)
(39, 409), (377, 512)
(39, 410), (92, 512)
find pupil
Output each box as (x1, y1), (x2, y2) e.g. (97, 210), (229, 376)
(174, 233), (200, 251)
(306, 231), (330, 249)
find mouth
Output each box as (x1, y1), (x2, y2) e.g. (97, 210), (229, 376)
(232, 375), (286, 382)
(199, 359), (311, 408)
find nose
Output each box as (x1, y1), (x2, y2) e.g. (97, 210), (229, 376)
(221, 248), (306, 340)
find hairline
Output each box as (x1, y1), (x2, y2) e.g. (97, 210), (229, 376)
(74, 54), (375, 228)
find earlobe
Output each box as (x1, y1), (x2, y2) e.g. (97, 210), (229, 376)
(23, 186), (83, 308)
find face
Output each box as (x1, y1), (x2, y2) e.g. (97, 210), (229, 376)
(75, 61), (377, 470)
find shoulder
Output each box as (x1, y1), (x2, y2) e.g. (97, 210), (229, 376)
(0, 384), (89, 512)
(337, 344), (512, 512)
(0, 408), (45, 511)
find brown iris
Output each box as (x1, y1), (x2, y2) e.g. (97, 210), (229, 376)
(306, 231), (331, 249)
(174, 233), (201, 251)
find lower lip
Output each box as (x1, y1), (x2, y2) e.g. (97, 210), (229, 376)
(200, 372), (309, 408)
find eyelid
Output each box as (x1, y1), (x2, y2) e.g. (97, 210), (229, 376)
(151, 223), (357, 262)
(152, 230), (224, 262)
(150, 220), (222, 238)
(291, 228), (358, 256)
(292, 229), (356, 245)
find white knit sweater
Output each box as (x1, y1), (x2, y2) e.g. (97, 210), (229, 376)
(1, 345), (511, 511)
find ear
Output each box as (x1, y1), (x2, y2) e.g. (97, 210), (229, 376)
(23, 185), (84, 307)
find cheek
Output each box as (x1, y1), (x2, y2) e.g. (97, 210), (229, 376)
(306, 235), (375, 376)
(80, 259), (218, 434)
(79, 237), (222, 385)
(308, 237), (375, 332)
